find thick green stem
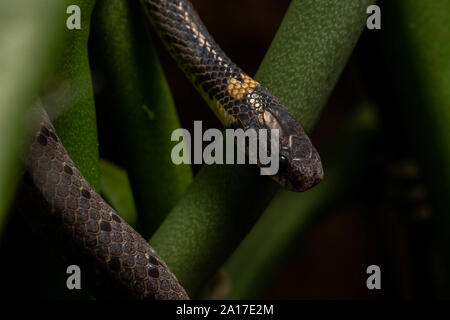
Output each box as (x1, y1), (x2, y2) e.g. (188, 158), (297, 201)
(150, 0), (374, 296)
(44, 0), (99, 190)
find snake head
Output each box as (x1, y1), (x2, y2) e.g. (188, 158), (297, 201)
(262, 101), (323, 192)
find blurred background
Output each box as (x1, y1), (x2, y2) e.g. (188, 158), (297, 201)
(0, 0), (449, 299)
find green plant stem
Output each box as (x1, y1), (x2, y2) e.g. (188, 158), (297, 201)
(99, 159), (138, 227)
(223, 103), (379, 299)
(150, 0), (374, 296)
(43, 0), (99, 190)
(0, 0), (68, 234)
(90, 0), (192, 238)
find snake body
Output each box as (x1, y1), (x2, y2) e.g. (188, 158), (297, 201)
(25, 108), (188, 300)
(23, 0), (323, 299)
(143, 0), (323, 191)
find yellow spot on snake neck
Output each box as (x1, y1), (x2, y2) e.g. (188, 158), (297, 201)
(227, 73), (260, 100)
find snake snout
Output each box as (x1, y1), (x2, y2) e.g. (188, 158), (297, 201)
(289, 147), (324, 192)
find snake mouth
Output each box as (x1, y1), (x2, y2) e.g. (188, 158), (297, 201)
(272, 162), (323, 192)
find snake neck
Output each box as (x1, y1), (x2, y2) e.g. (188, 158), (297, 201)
(143, 0), (266, 129)
(142, 0), (323, 192)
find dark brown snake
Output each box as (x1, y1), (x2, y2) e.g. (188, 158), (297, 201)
(23, 0), (323, 300)
(142, 0), (323, 191)
(25, 108), (188, 299)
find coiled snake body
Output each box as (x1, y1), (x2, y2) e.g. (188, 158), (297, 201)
(25, 109), (188, 300)
(23, 0), (323, 299)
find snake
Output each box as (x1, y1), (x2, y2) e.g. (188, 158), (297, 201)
(24, 107), (188, 300)
(22, 0), (323, 299)
(142, 0), (323, 192)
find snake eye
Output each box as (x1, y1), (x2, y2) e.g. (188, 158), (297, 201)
(279, 153), (289, 170)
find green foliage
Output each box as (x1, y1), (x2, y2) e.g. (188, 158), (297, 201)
(150, 0), (374, 296)
(256, 0), (375, 132)
(91, 0), (193, 238)
(99, 159), (138, 227)
(0, 0), (68, 233)
(43, 0), (99, 190)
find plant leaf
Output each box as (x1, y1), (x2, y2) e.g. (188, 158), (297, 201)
(99, 159), (138, 227)
(0, 0), (68, 233)
(90, 0), (193, 238)
(43, 0), (99, 190)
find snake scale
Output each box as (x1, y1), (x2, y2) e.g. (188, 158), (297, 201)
(22, 0), (323, 299)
